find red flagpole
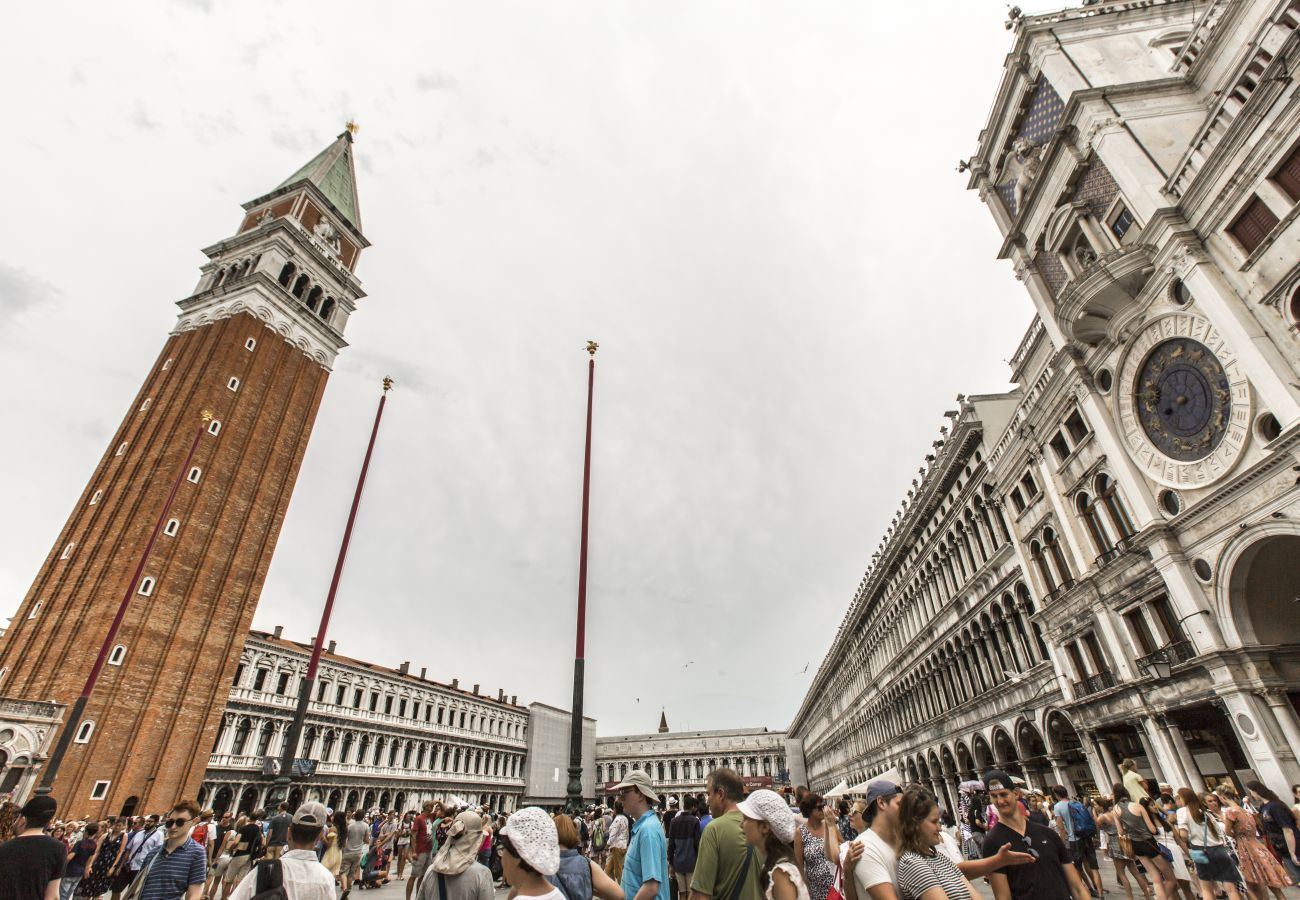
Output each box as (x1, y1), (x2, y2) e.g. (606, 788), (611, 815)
(566, 342), (597, 811)
(272, 377), (392, 801)
(38, 409), (215, 796)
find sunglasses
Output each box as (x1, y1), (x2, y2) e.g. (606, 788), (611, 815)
(165, 818), (192, 829)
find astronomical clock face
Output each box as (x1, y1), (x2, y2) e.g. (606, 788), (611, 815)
(1117, 314), (1251, 488)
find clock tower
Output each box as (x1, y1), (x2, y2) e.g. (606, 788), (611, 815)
(0, 129), (369, 813)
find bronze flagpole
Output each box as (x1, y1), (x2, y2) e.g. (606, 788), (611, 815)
(566, 342), (597, 812)
(270, 377), (393, 807)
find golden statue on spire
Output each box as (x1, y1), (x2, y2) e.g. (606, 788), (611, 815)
(345, 120), (360, 137)
(382, 376), (394, 392)
(586, 341), (599, 357)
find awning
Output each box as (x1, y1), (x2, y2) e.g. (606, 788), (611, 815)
(823, 779), (850, 797)
(846, 766), (902, 795)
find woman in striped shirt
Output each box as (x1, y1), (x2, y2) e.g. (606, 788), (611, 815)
(895, 788), (976, 900)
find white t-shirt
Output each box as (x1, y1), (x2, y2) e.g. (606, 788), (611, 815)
(843, 828), (897, 894)
(1176, 808), (1225, 847)
(936, 832), (963, 865)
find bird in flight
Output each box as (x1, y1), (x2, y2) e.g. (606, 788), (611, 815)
(800, 662), (809, 674)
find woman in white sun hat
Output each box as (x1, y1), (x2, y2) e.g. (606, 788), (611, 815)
(498, 807), (563, 900)
(738, 789), (811, 900)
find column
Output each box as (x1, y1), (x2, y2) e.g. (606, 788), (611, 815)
(1048, 754), (1076, 795)
(1138, 716), (1186, 787)
(1258, 690), (1300, 785)
(1218, 691), (1299, 791)
(1160, 716), (1205, 790)
(1078, 731), (1110, 794)
(1092, 734), (1120, 789)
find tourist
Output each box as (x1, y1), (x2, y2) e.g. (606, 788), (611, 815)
(126, 815), (164, 885)
(1153, 793), (1198, 900)
(80, 817), (128, 900)
(892, 787), (975, 900)
(224, 810), (264, 894)
(1094, 796), (1153, 900)
(842, 780), (901, 900)
(395, 811), (412, 879)
(669, 796), (702, 900)
(1027, 793), (1050, 828)
(213, 815), (246, 900)
(133, 800), (208, 900)
(477, 819), (493, 869)
(319, 827), (342, 885)
(1121, 760), (1151, 803)
(265, 804), (292, 861)
(203, 813), (232, 900)
(736, 788), (808, 900)
(0, 796), (67, 900)
(339, 809), (370, 899)
(606, 800), (631, 882)
(408, 801), (437, 900)
(1050, 785), (1101, 896)
(1215, 783), (1291, 899)
(414, 809), (495, 900)
(1246, 782), (1300, 883)
(63, 821), (100, 900)
(981, 769), (1089, 900)
(836, 802), (857, 843)
(956, 782), (986, 861)
(792, 793), (838, 900)
(498, 808), (562, 900)
(1173, 788), (1241, 900)
(550, 813), (624, 900)
(227, 802), (334, 900)
(690, 768), (761, 900)
(663, 799), (680, 861)
(1114, 784), (1179, 900)
(614, 770), (668, 900)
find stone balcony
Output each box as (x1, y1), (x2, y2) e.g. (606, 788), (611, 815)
(1056, 243), (1156, 345)
(207, 753), (523, 785)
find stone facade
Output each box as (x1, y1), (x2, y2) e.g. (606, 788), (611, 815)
(522, 703), (597, 808)
(0, 131), (369, 816)
(595, 722), (789, 805)
(201, 630), (528, 814)
(789, 0), (1300, 812)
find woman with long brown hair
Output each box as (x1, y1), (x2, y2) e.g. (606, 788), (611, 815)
(1174, 787), (1242, 900)
(893, 787), (975, 900)
(738, 788), (808, 900)
(1215, 784), (1292, 899)
(1115, 784), (1179, 900)
(1095, 796), (1154, 900)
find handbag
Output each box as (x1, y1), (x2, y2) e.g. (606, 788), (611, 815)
(826, 862), (845, 900)
(119, 855), (157, 900)
(1157, 841), (1174, 864)
(1189, 817), (1211, 866)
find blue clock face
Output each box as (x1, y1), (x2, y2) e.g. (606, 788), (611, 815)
(1136, 338), (1230, 461)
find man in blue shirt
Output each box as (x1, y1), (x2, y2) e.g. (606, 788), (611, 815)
(137, 800), (208, 900)
(614, 770), (669, 900)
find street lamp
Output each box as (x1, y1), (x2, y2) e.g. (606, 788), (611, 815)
(1134, 610), (1210, 680)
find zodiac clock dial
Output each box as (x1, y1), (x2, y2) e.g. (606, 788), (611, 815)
(1134, 338), (1229, 462)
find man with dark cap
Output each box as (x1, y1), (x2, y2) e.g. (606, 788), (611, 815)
(842, 780), (902, 900)
(0, 796), (67, 900)
(980, 769), (1090, 900)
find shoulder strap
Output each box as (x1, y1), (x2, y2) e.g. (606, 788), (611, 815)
(438, 872), (449, 900)
(728, 845), (754, 900)
(256, 859), (283, 893)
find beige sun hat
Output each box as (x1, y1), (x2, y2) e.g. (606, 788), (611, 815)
(431, 811), (485, 876)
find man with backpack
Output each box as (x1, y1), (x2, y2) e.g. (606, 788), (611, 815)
(1050, 785), (1101, 898)
(228, 801), (335, 900)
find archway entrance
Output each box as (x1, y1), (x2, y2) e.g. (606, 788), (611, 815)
(1229, 534), (1300, 646)
(1045, 711), (1092, 794)
(213, 786), (234, 814)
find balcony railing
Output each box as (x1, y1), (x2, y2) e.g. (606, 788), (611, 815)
(207, 753), (523, 785)
(1045, 578), (1077, 603)
(1094, 537), (1131, 568)
(1073, 671), (1118, 697)
(1136, 640), (1197, 678)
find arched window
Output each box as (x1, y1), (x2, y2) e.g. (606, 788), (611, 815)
(208, 419), (221, 435)
(341, 732), (355, 763)
(75, 721), (95, 743)
(109, 644), (127, 666)
(1044, 527), (1072, 584)
(278, 263), (296, 287)
(187, 467), (202, 484)
(255, 721), (274, 757)
(90, 489), (102, 505)
(1076, 493), (1110, 556)
(164, 518), (180, 536)
(319, 298), (336, 321)
(138, 577), (156, 596)
(305, 286), (323, 312)
(1030, 540), (1056, 592)
(303, 727), (318, 758)
(292, 274), (310, 299)
(322, 730), (337, 761)
(1096, 474), (1135, 540)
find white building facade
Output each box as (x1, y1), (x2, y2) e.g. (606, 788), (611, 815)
(201, 629), (529, 814)
(596, 721), (789, 806)
(789, 0), (1300, 813)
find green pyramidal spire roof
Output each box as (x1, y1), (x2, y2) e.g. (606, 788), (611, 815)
(277, 129), (362, 232)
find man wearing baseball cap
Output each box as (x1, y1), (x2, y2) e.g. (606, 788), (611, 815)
(229, 801), (335, 900)
(842, 780), (902, 900)
(0, 796), (66, 900)
(614, 770), (669, 900)
(980, 770), (1090, 900)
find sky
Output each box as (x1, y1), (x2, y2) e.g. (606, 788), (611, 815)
(0, 1), (1050, 736)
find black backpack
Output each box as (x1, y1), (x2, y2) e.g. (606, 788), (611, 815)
(249, 859), (287, 900)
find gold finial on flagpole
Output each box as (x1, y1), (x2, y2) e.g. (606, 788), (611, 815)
(586, 341), (599, 357)
(382, 376), (394, 393)
(201, 409), (215, 423)
(345, 120), (360, 137)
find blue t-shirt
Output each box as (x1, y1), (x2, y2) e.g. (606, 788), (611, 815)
(1053, 800), (1074, 841)
(622, 809), (669, 900)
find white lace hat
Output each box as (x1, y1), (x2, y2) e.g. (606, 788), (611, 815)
(500, 807), (560, 876)
(737, 788), (796, 844)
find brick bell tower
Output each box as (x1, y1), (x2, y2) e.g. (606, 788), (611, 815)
(0, 128), (369, 814)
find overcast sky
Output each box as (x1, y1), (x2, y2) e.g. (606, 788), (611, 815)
(0, 1), (1049, 736)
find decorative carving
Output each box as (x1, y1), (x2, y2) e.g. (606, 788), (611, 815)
(999, 138), (1044, 210)
(257, 208), (275, 225)
(312, 217), (342, 253)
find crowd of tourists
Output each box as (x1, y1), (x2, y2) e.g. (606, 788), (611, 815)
(1, 764), (1298, 900)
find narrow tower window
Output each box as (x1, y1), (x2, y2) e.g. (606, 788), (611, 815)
(245, 338), (257, 351)
(140, 398), (152, 412)
(137, 577), (155, 596)
(187, 467), (202, 484)
(108, 644), (127, 666)
(163, 519), (180, 537)
(89, 490), (102, 505)
(60, 543), (75, 560)
(90, 781), (110, 800)
(208, 420), (221, 435)
(162, 358), (173, 370)
(227, 377), (240, 392)
(27, 601), (42, 619)
(74, 721), (95, 743)
(115, 443), (128, 457)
